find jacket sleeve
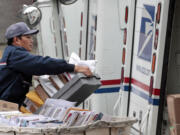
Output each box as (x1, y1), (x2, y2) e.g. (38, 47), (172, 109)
(7, 48), (75, 75)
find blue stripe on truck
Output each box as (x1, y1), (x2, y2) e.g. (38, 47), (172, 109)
(94, 87), (120, 93)
(131, 87), (159, 106)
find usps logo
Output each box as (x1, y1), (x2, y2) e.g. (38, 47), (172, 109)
(138, 5), (155, 62)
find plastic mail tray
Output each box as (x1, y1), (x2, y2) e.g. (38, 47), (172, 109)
(52, 73), (101, 106)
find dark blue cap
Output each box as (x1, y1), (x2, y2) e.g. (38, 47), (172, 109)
(5, 22), (39, 39)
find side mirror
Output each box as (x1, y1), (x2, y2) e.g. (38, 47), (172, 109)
(19, 5), (42, 27)
(59, 0), (78, 5)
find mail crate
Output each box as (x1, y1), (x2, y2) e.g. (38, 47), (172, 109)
(0, 117), (137, 135)
(58, 117), (137, 135)
(52, 73), (101, 106)
(0, 126), (57, 135)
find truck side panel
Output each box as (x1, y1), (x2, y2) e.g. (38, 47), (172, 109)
(126, 0), (170, 134)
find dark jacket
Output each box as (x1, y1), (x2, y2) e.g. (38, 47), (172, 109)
(0, 45), (74, 106)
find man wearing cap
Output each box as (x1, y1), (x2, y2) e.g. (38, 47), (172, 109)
(0, 22), (92, 106)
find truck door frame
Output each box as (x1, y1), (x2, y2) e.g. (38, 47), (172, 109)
(156, 0), (176, 134)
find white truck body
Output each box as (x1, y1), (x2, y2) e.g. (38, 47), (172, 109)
(36, 0), (122, 115)
(35, 0), (179, 134)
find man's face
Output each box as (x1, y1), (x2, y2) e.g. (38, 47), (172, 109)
(19, 35), (33, 52)
(14, 35), (33, 52)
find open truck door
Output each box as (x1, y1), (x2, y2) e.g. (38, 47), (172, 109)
(115, 0), (136, 117)
(120, 0), (176, 134)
